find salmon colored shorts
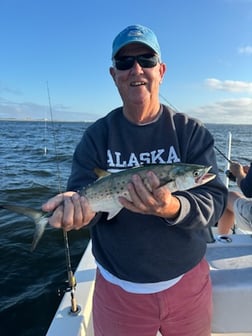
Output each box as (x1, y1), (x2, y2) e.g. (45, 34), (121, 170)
(93, 258), (212, 336)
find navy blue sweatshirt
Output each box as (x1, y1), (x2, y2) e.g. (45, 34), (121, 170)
(67, 106), (227, 283)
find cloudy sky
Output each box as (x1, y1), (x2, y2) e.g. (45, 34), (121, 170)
(0, 0), (251, 124)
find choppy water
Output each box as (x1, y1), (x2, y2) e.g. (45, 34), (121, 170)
(0, 120), (251, 335)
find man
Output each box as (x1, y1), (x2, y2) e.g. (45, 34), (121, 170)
(43, 24), (227, 336)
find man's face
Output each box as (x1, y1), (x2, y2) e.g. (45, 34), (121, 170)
(110, 43), (166, 107)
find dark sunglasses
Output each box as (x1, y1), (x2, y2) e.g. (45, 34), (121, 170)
(114, 53), (159, 71)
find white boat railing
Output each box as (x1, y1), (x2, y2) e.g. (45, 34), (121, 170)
(223, 131), (232, 188)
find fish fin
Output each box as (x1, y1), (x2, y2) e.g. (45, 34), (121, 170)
(94, 168), (111, 178)
(31, 214), (49, 251)
(106, 207), (123, 220)
(0, 204), (42, 219)
(0, 204), (48, 251)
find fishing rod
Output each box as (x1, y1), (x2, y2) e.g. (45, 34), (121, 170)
(214, 145), (236, 182)
(159, 93), (180, 111)
(46, 82), (80, 314)
(214, 145), (233, 164)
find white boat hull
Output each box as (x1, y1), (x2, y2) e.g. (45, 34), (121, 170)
(207, 233), (252, 335)
(46, 241), (96, 336)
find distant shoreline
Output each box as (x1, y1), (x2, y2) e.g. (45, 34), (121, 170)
(1, 118), (250, 126)
(0, 118), (94, 123)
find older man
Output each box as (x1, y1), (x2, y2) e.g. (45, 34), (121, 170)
(43, 24), (227, 336)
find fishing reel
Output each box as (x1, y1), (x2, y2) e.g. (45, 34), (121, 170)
(225, 170), (236, 182)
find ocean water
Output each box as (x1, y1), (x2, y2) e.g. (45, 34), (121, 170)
(0, 120), (251, 335)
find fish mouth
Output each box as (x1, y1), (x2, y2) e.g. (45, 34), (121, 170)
(196, 173), (216, 185)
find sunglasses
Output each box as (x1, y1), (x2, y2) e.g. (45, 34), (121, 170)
(114, 54), (159, 71)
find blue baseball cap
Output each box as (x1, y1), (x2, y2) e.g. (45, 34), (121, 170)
(112, 24), (161, 59)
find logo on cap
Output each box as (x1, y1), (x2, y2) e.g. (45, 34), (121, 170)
(128, 29), (144, 37)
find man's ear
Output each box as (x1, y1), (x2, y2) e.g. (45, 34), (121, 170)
(159, 63), (167, 82)
(110, 67), (116, 81)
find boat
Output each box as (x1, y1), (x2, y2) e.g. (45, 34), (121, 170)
(46, 133), (252, 336)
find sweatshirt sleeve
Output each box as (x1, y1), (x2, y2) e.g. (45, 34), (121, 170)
(67, 121), (108, 191)
(165, 118), (228, 229)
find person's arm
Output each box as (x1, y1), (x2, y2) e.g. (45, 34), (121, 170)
(229, 162), (246, 187)
(121, 121), (227, 230)
(240, 163), (252, 197)
(175, 126), (227, 229)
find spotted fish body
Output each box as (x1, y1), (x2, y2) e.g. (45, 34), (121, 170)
(0, 163), (215, 250)
(84, 163), (215, 219)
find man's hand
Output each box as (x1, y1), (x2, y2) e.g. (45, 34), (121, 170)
(42, 192), (96, 231)
(230, 162), (247, 187)
(119, 171), (181, 219)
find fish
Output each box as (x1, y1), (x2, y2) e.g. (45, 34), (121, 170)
(0, 163), (215, 251)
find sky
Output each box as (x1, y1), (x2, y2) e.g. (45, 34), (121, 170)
(0, 0), (251, 124)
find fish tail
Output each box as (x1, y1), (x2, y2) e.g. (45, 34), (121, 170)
(0, 204), (49, 251)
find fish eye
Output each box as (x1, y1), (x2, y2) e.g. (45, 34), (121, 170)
(193, 170), (200, 177)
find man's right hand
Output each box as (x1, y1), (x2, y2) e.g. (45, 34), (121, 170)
(42, 192), (96, 231)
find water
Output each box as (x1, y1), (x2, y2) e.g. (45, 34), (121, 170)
(0, 120), (251, 335)
(0, 121), (91, 336)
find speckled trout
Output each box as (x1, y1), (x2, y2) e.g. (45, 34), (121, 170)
(0, 163), (215, 250)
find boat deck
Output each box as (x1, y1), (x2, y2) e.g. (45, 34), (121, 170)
(46, 230), (252, 336)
